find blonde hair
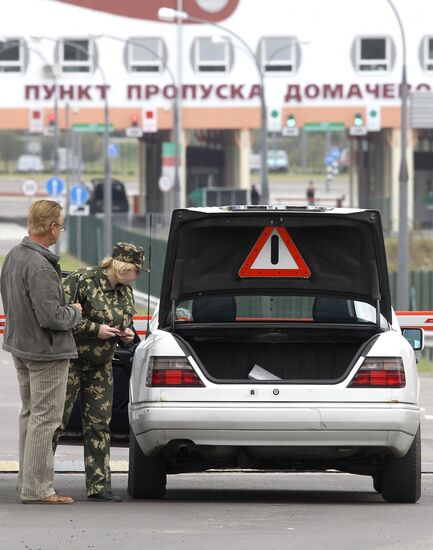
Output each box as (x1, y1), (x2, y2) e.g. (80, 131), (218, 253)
(28, 200), (63, 236)
(100, 257), (137, 283)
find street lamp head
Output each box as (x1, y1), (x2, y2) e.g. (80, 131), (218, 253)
(158, 7), (188, 21)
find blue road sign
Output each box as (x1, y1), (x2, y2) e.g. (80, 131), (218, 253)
(45, 177), (64, 196)
(70, 184), (90, 206)
(108, 143), (120, 158)
(324, 153), (334, 166)
(330, 146), (340, 160)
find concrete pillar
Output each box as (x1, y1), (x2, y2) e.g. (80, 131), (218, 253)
(390, 129), (414, 233)
(238, 129), (251, 190)
(138, 139), (146, 214)
(349, 138), (358, 208)
(222, 129), (251, 190)
(179, 128), (187, 208)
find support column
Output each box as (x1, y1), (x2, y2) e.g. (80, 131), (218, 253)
(179, 128), (187, 208)
(238, 129), (251, 191)
(222, 129), (251, 190)
(138, 138), (146, 214)
(390, 129), (414, 233)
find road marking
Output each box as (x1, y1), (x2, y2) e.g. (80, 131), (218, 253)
(0, 460), (128, 473)
(425, 414), (433, 420)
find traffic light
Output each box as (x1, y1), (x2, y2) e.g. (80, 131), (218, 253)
(286, 114), (296, 128)
(130, 113), (140, 128)
(353, 113), (364, 127)
(47, 113), (56, 127)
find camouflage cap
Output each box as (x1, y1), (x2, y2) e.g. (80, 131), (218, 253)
(112, 242), (146, 270)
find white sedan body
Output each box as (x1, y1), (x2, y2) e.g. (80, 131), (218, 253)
(127, 206), (422, 502)
(130, 325), (420, 458)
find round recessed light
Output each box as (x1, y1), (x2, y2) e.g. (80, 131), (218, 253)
(196, 0), (230, 13)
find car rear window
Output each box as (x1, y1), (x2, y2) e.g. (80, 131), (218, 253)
(176, 295), (384, 324)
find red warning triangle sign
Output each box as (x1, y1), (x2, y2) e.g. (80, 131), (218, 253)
(239, 227), (311, 278)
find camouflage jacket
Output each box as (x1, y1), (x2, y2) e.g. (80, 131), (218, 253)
(64, 266), (136, 364)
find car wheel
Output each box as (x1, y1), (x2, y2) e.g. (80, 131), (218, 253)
(381, 426), (421, 503)
(372, 473), (383, 493)
(127, 430), (167, 499)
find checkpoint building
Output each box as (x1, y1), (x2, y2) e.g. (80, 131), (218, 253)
(2, 0), (433, 231)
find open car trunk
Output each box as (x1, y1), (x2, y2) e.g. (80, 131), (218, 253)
(177, 324), (379, 383)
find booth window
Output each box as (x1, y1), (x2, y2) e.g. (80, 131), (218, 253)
(422, 36), (433, 71)
(355, 36), (391, 72)
(259, 36), (298, 73)
(60, 38), (94, 73)
(192, 36), (232, 73)
(0, 38), (24, 73)
(127, 37), (166, 73)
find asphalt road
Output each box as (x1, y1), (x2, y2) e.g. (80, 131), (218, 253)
(1, 472), (433, 550)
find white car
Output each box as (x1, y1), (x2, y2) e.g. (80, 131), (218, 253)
(16, 154), (44, 173)
(128, 206), (422, 502)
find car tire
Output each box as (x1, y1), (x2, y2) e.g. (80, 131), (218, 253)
(381, 426), (421, 503)
(372, 474), (383, 493)
(127, 430), (167, 499)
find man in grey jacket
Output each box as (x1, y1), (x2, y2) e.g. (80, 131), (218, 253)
(1, 200), (82, 504)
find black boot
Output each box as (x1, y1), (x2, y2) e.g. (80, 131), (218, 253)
(88, 491), (122, 502)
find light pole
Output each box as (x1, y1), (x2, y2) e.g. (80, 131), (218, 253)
(32, 36), (113, 256)
(95, 34), (179, 210)
(386, 0), (409, 310)
(158, 6), (269, 204)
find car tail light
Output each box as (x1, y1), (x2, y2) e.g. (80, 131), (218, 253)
(147, 357), (204, 387)
(348, 357), (405, 388)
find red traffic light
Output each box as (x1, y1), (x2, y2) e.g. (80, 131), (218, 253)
(47, 113), (56, 126)
(130, 113), (140, 127)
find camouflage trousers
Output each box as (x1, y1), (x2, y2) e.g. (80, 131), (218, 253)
(54, 360), (113, 496)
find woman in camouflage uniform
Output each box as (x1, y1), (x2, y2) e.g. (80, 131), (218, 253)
(54, 242), (144, 502)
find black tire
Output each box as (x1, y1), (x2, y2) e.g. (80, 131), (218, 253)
(372, 474), (383, 493)
(381, 426), (421, 503)
(127, 430), (167, 499)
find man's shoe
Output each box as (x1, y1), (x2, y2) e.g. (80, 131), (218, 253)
(88, 491), (122, 502)
(22, 494), (74, 504)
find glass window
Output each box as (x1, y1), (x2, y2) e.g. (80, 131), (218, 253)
(127, 37), (165, 73)
(0, 38), (23, 73)
(260, 36), (297, 73)
(60, 39), (93, 73)
(175, 295), (385, 325)
(193, 36), (231, 73)
(422, 36), (433, 71)
(356, 37), (390, 72)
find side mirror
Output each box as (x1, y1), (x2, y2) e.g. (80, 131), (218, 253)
(402, 328), (424, 351)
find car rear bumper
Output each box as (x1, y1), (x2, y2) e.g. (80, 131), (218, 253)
(129, 402), (420, 458)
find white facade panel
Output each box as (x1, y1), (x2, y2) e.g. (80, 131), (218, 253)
(0, 0), (432, 116)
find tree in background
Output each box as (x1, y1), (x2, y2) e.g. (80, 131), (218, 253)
(81, 134), (102, 167)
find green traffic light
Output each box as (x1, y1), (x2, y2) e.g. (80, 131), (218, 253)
(286, 115), (296, 128)
(354, 113), (364, 127)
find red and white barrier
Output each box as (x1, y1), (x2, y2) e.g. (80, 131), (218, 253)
(1, 311), (432, 336)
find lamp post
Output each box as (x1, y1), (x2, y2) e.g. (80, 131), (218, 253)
(96, 34), (179, 210)
(386, 0), (409, 310)
(158, 6), (269, 204)
(32, 36), (113, 256)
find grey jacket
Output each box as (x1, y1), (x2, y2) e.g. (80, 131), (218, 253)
(1, 236), (81, 361)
